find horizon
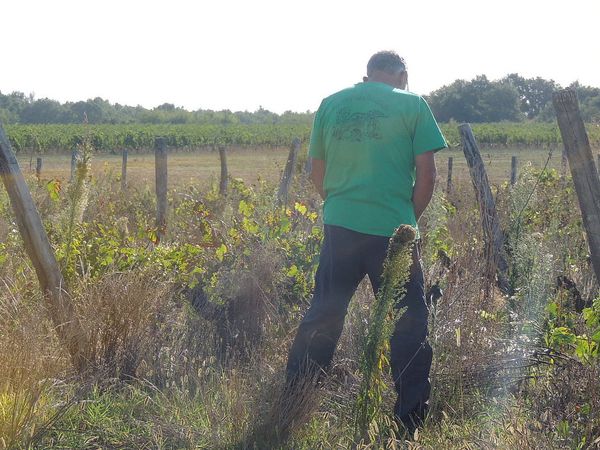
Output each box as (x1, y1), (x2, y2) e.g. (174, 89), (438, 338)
(4, 71), (598, 116)
(3, 0), (599, 114)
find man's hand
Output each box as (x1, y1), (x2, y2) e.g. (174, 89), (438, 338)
(310, 158), (326, 200)
(413, 151), (437, 220)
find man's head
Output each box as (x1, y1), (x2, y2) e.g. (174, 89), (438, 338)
(363, 51), (408, 90)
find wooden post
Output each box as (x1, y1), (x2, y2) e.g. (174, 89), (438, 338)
(36, 157), (42, 180)
(155, 137), (168, 242)
(0, 124), (87, 371)
(70, 149), (78, 181)
(218, 145), (228, 195)
(446, 157), (453, 193)
(510, 156), (517, 186)
(459, 124), (511, 294)
(121, 149), (128, 191)
(277, 138), (301, 206)
(597, 154), (600, 177)
(553, 89), (600, 284)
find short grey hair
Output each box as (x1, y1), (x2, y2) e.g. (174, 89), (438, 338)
(367, 51), (406, 76)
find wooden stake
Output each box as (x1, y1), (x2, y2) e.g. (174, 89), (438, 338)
(70, 149), (78, 181)
(553, 89), (600, 284)
(0, 124), (87, 371)
(218, 145), (228, 195)
(277, 138), (301, 206)
(459, 124), (511, 295)
(446, 157), (453, 193)
(36, 157), (42, 180)
(510, 156), (517, 186)
(121, 149), (128, 191)
(155, 137), (168, 242)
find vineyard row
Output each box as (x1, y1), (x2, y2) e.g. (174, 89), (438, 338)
(5, 122), (600, 153)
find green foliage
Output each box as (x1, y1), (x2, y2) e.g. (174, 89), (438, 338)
(354, 226), (416, 440)
(427, 75), (522, 122)
(56, 125), (93, 282)
(545, 297), (600, 363)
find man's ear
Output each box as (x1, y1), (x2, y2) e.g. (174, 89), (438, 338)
(400, 71), (408, 89)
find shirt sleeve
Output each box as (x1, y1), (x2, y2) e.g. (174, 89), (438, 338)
(308, 102), (326, 160)
(413, 96), (447, 155)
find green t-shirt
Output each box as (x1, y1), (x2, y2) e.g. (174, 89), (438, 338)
(309, 81), (447, 237)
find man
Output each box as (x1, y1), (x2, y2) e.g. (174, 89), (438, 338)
(285, 50), (447, 433)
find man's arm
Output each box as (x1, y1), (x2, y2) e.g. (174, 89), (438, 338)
(413, 151), (437, 220)
(310, 158), (326, 200)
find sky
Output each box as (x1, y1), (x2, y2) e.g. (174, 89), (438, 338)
(2, 0), (599, 114)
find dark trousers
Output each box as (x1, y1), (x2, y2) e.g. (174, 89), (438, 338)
(285, 225), (432, 425)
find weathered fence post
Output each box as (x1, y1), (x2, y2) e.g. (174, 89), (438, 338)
(446, 157), (453, 193)
(121, 149), (128, 191)
(277, 138), (301, 206)
(70, 149), (78, 181)
(155, 137), (168, 242)
(0, 124), (87, 371)
(510, 156), (517, 186)
(553, 89), (600, 284)
(36, 157), (42, 180)
(218, 145), (228, 195)
(303, 154), (313, 177)
(459, 124), (511, 294)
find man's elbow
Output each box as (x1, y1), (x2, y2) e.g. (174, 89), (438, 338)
(418, 167), (437, 188)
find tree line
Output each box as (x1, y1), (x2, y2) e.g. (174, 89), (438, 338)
(1, 74), (599, 125)
(0, 93), (314, 126)
(425, 74), (600, 123)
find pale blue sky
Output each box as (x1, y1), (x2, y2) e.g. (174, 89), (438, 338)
(2, 0), (599, 113)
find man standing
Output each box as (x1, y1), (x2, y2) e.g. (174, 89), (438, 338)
(285, 51), (447, 433)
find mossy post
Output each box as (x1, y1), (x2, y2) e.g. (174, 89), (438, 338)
(0, 123), (88, 372)
(155, 137), (168, 242)
(459, 123), (511, 295)
(553, 89), (600, 284)
(218, 145), (228, 195)
(277, 138), (301, 206)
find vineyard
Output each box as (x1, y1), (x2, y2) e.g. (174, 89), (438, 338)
(5, 122), (600, 153)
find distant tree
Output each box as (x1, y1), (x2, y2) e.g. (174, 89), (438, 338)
(0, 91), (29, 123)
(155, 103), (177, 111)
(503, 74), (560, 119)
(21, 98), (68, 123)
(537, 82), (600, 122)
(427, 75), (521, 122)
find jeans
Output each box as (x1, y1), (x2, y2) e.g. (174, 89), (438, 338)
(285, 224), (432, 426)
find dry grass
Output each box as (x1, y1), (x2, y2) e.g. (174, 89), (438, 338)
(0, 277), (67, 449)
(75, 270), (176, 380)
(16, 145), (580, 192)
(17, 147), (291, 188)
